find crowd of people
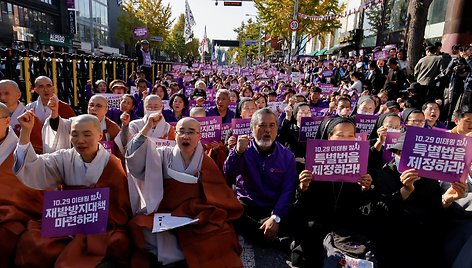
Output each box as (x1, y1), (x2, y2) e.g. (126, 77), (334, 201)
(1, 42), (472, 268)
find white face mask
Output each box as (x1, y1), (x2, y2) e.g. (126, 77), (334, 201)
(144, 110), (159, 116)
(394, 155), (401, 168)
(357, 110), (373, 115)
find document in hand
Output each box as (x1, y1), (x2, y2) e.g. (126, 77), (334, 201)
(152, 213), (199, 233)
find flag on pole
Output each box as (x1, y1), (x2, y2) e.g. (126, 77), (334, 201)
(201, 26), (207, 63)
(184, 0), (196, 44)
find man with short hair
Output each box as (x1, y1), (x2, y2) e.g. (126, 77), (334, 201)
(0, 103), (43, 266)
(136, 40), (152, 80)
(422, 101), (447, 129)
(26, 76), (76, 124)
(224, 108), (297, 244)
(384, 57), (406, 100)
(126, 116), (243, 267)
(0, 79), (43, 153)
(414, 46), (444, 98)
(13, 112), (131, 267)
(207, 89), (235, 124)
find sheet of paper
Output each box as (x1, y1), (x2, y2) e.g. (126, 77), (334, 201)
(152, 213), (198, 233)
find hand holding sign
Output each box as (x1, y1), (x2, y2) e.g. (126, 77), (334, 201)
(443, 182), (468, 207)
(299, 170), (312, 192)
(399, 168), (421, 193)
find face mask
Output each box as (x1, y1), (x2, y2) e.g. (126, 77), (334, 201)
(357, 110), (373, 115)
(144, 110), (158, 116)
(394, 155), (400, 168)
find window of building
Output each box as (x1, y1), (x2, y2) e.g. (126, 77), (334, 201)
(427, 0), (448, 25)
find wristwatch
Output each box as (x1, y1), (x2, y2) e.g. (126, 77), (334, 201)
(270, 214), (281, 224)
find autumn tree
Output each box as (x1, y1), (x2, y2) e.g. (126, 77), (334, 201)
(254, 0), (344, 56)
(228, 19), (262, 65)
(116, 0), (173, 56)
(163, 14), (200, 62)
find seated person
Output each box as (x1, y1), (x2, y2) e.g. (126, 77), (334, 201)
(106, 94), (138, 126)
(43, 95), (122, 159)
(224, 108), (298, 245)
(422, 100), (447, 129)
(116, 95), (175, 155)
(0, 79), (43, 153)
(0, 103), (43, 266)
(26, 76), (76, 124)
(13, 112), (131, 267)
(207, 89), (235, 124)
(126, 116), (243, 267)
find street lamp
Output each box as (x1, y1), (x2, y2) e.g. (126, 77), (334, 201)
(245, 14), (262, 64)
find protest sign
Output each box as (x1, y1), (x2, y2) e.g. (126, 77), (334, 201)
(372, 50), (388, 61)
(398, 126), (472, 182)
(355, 114), (379, 135)
(267, 101), (287, 117)
(229, 102), (237, 113)
(318, 83), (337, 95)
(188, 100), (216, 110)
(310, 107), (329, 117)
(231, 118), (251, 137)
(322, 70), (334, 77)
(99, 141), (115, 155)
(221, 123), (232, 142)
(41, 188), (109, 237)
(306, 139), (369, 182)
(102, 93), (122, 109)
(382, 131), (401, 163)
(193, 116), (222, 144)
(299, 116), (329, 142)
(148, 137), (177, 147)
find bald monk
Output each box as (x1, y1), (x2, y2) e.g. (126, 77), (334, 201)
(43, 95), (121, 159)
(126, 116), (243, 268)
(0, 79), (43, 153)
(26, 76), (76, 124)
(14, 112), (131, 267)
(116, 95), (176, 155)
(0, 103), (43, 268)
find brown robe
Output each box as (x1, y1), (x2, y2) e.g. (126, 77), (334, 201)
(15, 154), (131, 268)
(0, 152), (43, 268)
(58, 100), (76, 119)
(129, 155), (244, 268)
(203, 141), (229, 175)
(13, 115), (43, 154)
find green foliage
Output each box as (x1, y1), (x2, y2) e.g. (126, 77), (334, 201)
(254, 0), (344, 54)
(162, 14), (200, 62)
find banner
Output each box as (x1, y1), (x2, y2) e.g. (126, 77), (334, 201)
(231, 118), (252, 137)
(221, 123), (232, 142)
(41, 188), (109, 237)
(299, 116), (330, 142)
(382, 131), (401, 163)
(306, 140), (369, 182)
(355, 114), (379, 135)
(398, 127), (472, 182)
(193, 116), (222, 144)
(102, 93), (122, 109)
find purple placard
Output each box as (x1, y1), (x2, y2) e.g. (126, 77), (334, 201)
(322, 70), (334, 77)
(189, 100), (216, 110)
(41, 188), (110, 238)
(133, 27), (148, 38)
(318, 83), (337, 95)
(354, 133), (368, 141)
(306, 139), (369, 182)
(193, 116), (222, 144)
(185, 86), (194, 96)
(231, 118), (251, 137)
(99, 141), (115, 155)
(355, 114), (379, 135)
(382, 131), (401, 163)
(267, 101), (287, 116)
(310, 107), (328, 117)
(323, 60), (333, 67)
(299, 116), (330, 142)
(372, 50), (388, 61)
(229, 102), (237, 113)
(398, 126), (472, 182)
(221, 123), (232, 142)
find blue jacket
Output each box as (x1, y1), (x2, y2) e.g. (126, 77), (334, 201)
(224, 140), (298, 218)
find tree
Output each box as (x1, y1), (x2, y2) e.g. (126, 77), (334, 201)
(406, 0), (433, 67)
(116, 0), (174, 56)
(162, 14), (200, 62)
(231, 19), (261, 65)
(254, 0), (344, 56)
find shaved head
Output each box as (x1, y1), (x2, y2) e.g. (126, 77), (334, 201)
(34, 76), (53, 87)
(176, 117), (201, 132)
(71, 114), (101, 133)
(0, 79), (21, 94)
(0, 102), (10, 118)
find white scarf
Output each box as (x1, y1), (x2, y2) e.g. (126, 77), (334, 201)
(0, 127), (18, 165)
(67, 143), (110, 186)
(163, 142), (204, 184)
(143, 114), (170, 139)
(29, 97), (53, 124)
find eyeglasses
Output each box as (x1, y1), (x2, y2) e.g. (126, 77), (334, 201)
(176, 130), (200, 137)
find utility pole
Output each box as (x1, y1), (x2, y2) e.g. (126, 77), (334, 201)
(258, 26), (262, 63)
(289, 0), (298, 62)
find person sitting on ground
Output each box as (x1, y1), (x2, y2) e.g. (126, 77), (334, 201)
(126, 116), (244, 267)
(224, 108), (298, 246)
(14, 113), (131, 267)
